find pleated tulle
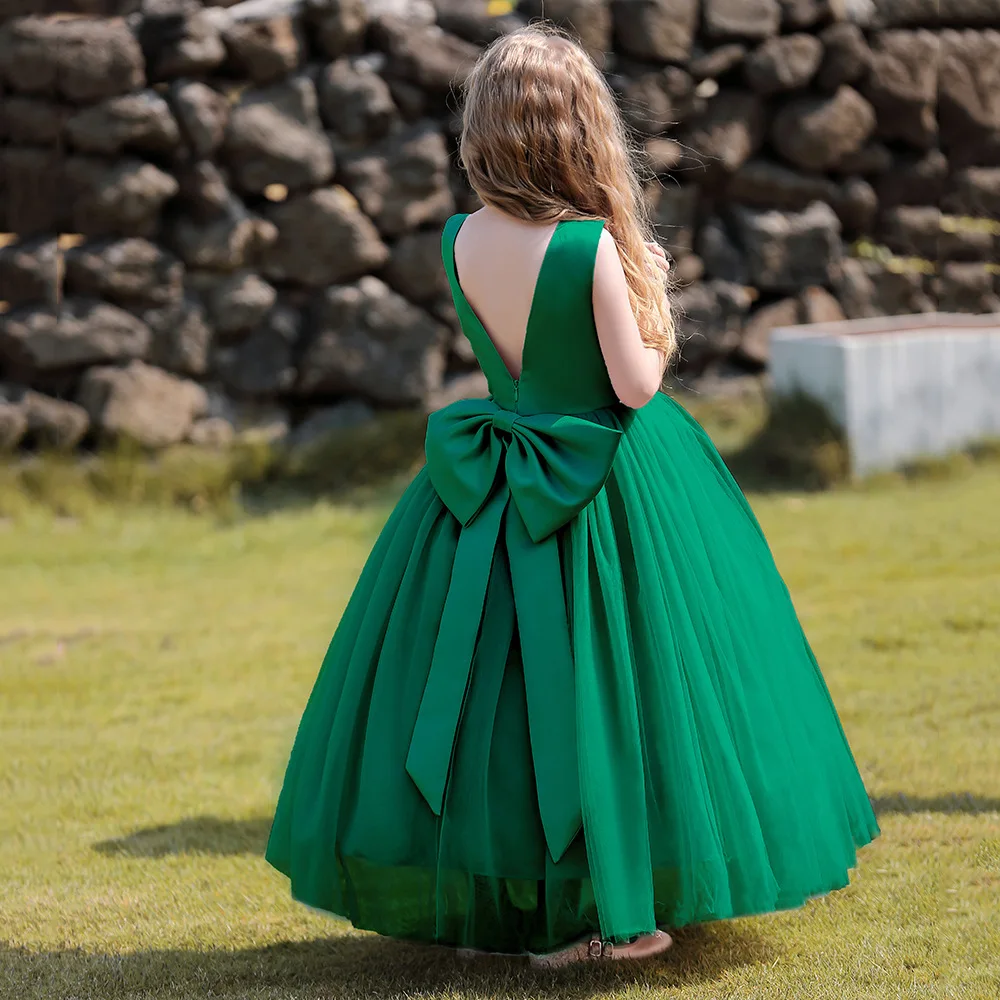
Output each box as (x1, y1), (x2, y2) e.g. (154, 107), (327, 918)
(265, 392), (880, 954)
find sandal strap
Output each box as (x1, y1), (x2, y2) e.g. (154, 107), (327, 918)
(587, 938), (615, 959)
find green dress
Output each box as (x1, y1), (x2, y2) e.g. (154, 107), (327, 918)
(265, 213), (881, 955)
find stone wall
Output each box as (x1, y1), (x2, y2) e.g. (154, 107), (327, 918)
(0, 0), (998, 452)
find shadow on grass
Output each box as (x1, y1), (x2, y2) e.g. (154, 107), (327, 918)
(872, 793), (1000, 816)
(95, 788), (1000, 863)
(1, 921), (776, 1000)
(721, 393), (850, 494)
(93, 815), (272, 858)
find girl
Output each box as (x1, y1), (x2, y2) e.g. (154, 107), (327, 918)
(265, 23), (880, 967)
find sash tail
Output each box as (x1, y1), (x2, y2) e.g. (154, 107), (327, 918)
(404, 487), (509, 814)
(506, 503), (582, 863)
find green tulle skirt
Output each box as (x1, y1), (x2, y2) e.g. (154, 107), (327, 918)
(265, 392), (880, 954)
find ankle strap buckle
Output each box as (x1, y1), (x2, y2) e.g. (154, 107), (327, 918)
(588, 938), (614, 958)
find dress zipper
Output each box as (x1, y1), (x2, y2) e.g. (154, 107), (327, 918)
(512, 378), (519, 407)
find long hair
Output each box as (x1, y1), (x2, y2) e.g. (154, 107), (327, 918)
(458, 23), (675, 358)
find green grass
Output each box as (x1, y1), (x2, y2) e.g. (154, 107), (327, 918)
(1, 463), (1000, 998)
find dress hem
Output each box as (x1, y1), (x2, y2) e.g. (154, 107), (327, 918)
(273, 836), (878, 957)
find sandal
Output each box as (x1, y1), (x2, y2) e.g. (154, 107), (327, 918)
(529, 928), (673, 968)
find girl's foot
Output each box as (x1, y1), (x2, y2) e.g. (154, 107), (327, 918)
(529, 928), (673, 968)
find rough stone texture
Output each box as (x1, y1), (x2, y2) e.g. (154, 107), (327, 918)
(618, 67), (695, 136)
(223, 76), (334, 195)
(383, 230), (450, 304)
(66, 157), (179, 238)
(689, 43), (746, 80)
(222, 16), (303, 85)
(800, 285), (847, 324)
(674, 280), (753, 370)
(64, 239), (184, 308)
(934, 262), (1000, 313)
(203, 387), (290, 443)
(1, 5), (998, 452)
(19, 390), (90, 450)
(168, 80), (229, 158)
(832, 142), (895, 175)
(879, 205), (942, 258)
(78, 360), (208, 447)
(704, 0), (782, 41)
(434, 0), (526, 45)
(518, 0), (611, 59)
(0, 401), (27, 450)
(137, 4), (226, 81)
(2, 146), (71, 235)
(0, 237), (60, 307)
(298, 276), (447, 405)
(697, 216), (749, 284)
(0, 95), (71, 145)
(827, 0), (879, 30)
(726, 159), (840, 210)
(863, 30), (941, 148)
(648, 184), (699, 258)
(339, 121), (454, 237)
(737, 297), (801, 366)
(372, 16), (480, 91)
(286, 398), (375, 452)
(938, 30), (1000, 168)
(875, 150), (949, 208)
(145, 297), (213, 377)
(205, 271), (277, 339)
(0, 15), (145, 103)
(65, 90), (181, 156)
(944, 166), (1000, 216)
(217, 303), (299, 396)
(938, 219), (994, 262)
(309, 0), (368, 59)
(318, 56), (398, 141)
(779, 0), (828, 29)
(772, 86), (877, 171)
(173, 159), (241, 221)
(744, 34), (823, 94)
(676, 90), (765, 176)
(611, 0), (699, 64)
(0, 300), (151, 371)
(733, 201), (843, 292)
(835, 256), (936, 317)
(169, 202), (277, 271)
(873, 0), (1000, 28)
(818, 22), (872, 90)
(260, 185), (390, 286)
(835, 176), (879, 234)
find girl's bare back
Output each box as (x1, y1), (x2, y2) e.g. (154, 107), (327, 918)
(453, 204), (668, 408)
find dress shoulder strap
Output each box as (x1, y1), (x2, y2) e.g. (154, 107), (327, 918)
(440, 213), (468, 285)
(556, 217), (607, 285)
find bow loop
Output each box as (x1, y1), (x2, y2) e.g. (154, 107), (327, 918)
(490, 408), (517, 435)
(425, 398), (621, 542)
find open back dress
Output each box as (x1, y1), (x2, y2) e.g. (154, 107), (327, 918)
(264, 212), (881, 955)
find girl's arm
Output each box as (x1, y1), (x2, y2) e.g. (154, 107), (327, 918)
(592, 229), (669, 409)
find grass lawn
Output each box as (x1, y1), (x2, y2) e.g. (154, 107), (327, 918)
(1, 460), (999, 999)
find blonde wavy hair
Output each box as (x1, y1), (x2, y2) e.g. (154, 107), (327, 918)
(458, 23), (675, 359)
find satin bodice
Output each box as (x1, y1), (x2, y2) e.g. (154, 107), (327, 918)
(440, 212), (621, 416)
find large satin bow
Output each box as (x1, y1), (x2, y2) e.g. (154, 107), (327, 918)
(405, 398), (622, 863)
